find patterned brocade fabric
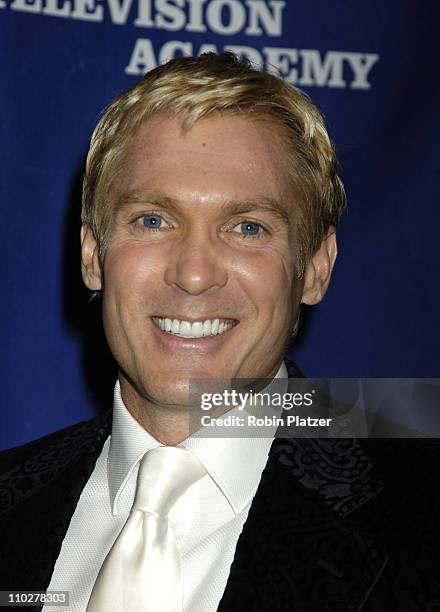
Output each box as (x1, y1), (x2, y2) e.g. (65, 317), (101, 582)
(1, 361), (440, 611)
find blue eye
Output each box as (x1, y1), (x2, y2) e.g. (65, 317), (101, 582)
(142, 215), (163, 229)
(239, 222), (261, 236)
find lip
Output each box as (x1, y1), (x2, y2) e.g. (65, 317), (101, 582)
(149, 316), (239, 348)
(151, 315), (239, 324)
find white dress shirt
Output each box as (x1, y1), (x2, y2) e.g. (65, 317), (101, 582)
(43, 363), (287, 612)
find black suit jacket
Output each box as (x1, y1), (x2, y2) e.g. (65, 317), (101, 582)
(1, 361), (440, 611)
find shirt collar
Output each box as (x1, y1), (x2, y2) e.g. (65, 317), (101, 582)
(108, 362), (288, 516)
(108, 384), (161, 515)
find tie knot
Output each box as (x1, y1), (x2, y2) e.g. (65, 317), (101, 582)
(133, 447), (206, 515)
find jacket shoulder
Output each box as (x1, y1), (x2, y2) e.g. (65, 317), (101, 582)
(0, 412), (111, 515)
(0, 412), (111, 468)
(359, 436), (440, 474)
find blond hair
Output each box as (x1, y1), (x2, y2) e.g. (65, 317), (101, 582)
(82, 52), (346, 276)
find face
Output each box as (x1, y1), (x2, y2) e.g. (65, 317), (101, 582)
(85, 115), (309, 408)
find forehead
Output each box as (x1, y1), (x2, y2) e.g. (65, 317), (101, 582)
(118, 114), (293, 207)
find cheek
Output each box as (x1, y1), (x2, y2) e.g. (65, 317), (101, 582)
(238, 248), (295, 312)
(103, 241), (164, 299)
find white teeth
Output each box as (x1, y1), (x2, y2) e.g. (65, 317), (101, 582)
(153, 317), (234, 338)
(202, 320), (211, 337)
(191, 322), (204, 338)
(180, 321), (191, 336)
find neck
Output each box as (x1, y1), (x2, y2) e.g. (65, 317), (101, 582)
(118, 374), (193, 446)
(118, 360), (285, 445)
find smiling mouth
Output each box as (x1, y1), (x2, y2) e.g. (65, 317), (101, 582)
(151, 317), (238, 339)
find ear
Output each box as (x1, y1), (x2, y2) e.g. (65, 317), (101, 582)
(301, 227), (337, 305)
(80, 224), (102, 291)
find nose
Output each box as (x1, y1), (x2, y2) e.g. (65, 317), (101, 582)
(164, 230), (228, 295)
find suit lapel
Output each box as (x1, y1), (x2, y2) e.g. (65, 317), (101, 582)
(218, 361), (389, 612)
(0, 412), (111, 592)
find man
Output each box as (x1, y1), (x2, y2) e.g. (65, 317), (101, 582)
(0, 52), (439, 611)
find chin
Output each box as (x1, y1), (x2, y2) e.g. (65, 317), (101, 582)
(142, 365), (236, 407)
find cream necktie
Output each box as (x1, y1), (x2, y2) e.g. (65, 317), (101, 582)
(86, 446), (206, 612)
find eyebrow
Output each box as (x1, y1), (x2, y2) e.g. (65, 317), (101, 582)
(221, 197), (291, 227)
(116, 189), (292, 227)
(116, 189), (177, 213)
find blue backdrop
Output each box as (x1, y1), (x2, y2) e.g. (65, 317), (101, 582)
(1, 1), (439, 450)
